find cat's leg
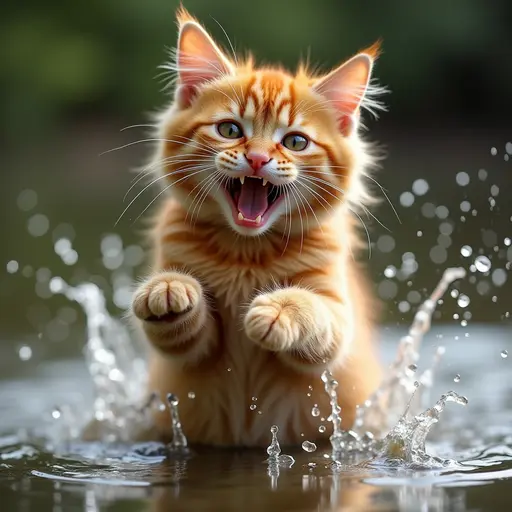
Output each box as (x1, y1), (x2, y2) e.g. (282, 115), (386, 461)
(243, 287), (351, 370)
(132, 271), (218, 364)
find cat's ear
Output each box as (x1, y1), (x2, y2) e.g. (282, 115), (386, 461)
(174, 8), (234, 107)
(313, 45), (379, 135)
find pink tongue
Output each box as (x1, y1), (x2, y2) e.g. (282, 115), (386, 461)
(237, 180), (268, 219)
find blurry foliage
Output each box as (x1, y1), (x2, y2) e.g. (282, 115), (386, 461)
(1, 0), (510, 141)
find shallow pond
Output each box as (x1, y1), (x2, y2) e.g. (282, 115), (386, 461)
(1, 324), (511, 512)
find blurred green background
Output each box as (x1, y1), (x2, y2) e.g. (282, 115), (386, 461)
(1, 0), (511, 353)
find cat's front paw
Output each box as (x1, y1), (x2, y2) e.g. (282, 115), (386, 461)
(244, 290), (306, 352)
(132, 271), (202, 322)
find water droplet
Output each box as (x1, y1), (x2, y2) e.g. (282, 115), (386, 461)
(188, 391), (195, 399)
(249, 404), (257, 411)
(271, 425), (278, 434)
(398, 301), (411, 313)
(227, 367), (232, 372)
(460, 200), (471, 212)
(457, 294), (470, 308)
(377, 235), (395, 253)
(490, 147), (497, 156)
(408, 364), (418, 373)
(492, 269), (507, 287)
(504, 238), (511, 247)
(400, 191), (415, 207)
(474, 255), (491, 273)
(51, 408), (61, 420)
(435, 205), (449, 219)
(27, 214), (50, 237)
(501, 350), (508, 359)
(460, 246), (472, 258)
(318, 425), (326, 433)
(302, 441), (317, 452)
(378, 280), (398, 300)
(18, 345), (32, 361)
(384, 265), (396, 278)
(454, 374), (461, 383)
(478, 169), (488, 180)
(412, 179), (429, 196)
(450, 289), (459, 298)
(307, 462), (316, 469)
(6, 260), (19, 274)
(311, 405), (320, 417)
(455, 172), (470, 186)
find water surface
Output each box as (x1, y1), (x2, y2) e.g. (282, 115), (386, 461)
(2, 325), (511, 511)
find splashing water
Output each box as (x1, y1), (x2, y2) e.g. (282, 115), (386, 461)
(370, 391), (468, 468)
(354, 267), (467, 437)
(166, 394), (188, 451)
(310, 268), (472, 468)
(46, 277), (149, 443)
(28, 249), (472, 470)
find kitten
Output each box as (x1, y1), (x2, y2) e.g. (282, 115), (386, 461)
(131, 7), (384, 447)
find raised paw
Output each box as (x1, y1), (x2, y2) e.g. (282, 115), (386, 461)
(244, 291), (307, 352)
(132, 272), (202, 321)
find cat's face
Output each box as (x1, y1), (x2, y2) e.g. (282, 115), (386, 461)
(156, 9), (382, 237)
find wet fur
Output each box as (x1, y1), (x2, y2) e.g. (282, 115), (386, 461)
(131, 7), (384, 447)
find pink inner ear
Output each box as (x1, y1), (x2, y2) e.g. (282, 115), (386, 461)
(312, 54), (372, 130)
(174, 84), (198, 108)
(177, 22), (233, 88)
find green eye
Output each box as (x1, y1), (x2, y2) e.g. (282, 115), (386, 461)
(282, 133), (309, 151)
(217, 121), (243, 139)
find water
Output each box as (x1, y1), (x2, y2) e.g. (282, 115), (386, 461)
(2, 172), (512, 510)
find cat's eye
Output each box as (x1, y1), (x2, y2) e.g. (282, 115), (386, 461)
(282, 133), (309, 151)
(217, 121), (244, 139)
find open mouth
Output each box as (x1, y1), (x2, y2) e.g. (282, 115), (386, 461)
(222, 177), (285, 228)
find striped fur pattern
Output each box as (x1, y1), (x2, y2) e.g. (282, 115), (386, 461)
(131, 7), (384, 446)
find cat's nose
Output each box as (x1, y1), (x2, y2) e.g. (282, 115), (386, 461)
(244, 152), (272, 172)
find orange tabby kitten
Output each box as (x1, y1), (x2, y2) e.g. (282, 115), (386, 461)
(131, 7), (384, 447)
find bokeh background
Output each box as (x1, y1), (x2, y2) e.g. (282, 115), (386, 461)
(1, 0), (511, 357)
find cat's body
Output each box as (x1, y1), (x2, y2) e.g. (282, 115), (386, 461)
(131, 8), (384, 447)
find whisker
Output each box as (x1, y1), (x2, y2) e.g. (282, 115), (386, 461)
(124, 156), (212, 201)
(120, 124), (155, 132)
(362, 174), (401, 224)
(292, 182), (327, 243)
(100, 138), (217, 157)
(186, 171), (222, 225)
(116, 165), (213, 226)
(349, 208), (372, 259)
(288, 185), (304, 253)
(132, 166), (215, 225)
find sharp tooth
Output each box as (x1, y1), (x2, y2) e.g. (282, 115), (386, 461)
(239, 176), (245, 185)
(238, 212), (244, 221)
(262, 179), (268, 186)
(255, 215), (262, 224)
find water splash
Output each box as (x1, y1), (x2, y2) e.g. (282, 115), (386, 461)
(355, 267), (466, 436)
(166, 394), (188, 451)
(313, 268), (471, 468)
(265, 425), (295, 467)
(370, 390), (468, 468)
(47, 277), (148, 442)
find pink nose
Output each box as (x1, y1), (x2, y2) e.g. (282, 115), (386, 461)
(244, 152), (271, 171)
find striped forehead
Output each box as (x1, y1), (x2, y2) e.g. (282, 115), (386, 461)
(233, 72), (304, 130)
